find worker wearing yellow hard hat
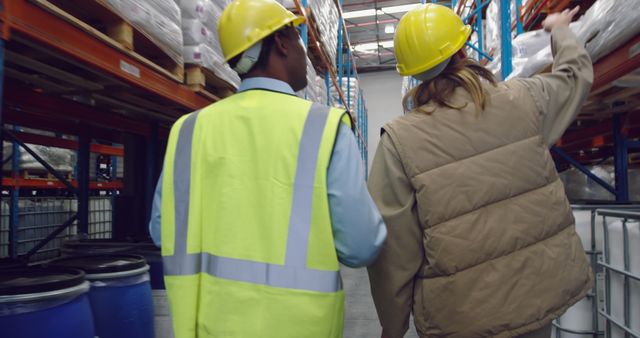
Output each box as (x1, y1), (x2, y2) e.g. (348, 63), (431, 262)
(367, 4), (594, 338)
(394, 3), (472, 81)
(151, 0), (387, 337)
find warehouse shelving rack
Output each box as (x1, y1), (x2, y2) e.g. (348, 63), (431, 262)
(0, 0), (217, 261)
(0, 0), (372, 261)
(293, 0), (370, 171)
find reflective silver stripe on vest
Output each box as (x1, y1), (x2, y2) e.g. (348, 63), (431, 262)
(164, 104), (341, 293)
(172, 111), (200, 260)
(285, 104), (328, 267)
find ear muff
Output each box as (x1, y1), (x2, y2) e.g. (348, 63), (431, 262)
(234, 41), (263, 75)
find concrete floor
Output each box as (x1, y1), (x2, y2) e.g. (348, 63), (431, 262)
(342, 266), (420, 338)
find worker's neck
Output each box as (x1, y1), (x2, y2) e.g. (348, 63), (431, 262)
(242, 69), (292, 88)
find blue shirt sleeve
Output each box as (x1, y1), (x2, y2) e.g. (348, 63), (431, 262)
(328, 123), (387, 268)
(149, 173), (162, 247)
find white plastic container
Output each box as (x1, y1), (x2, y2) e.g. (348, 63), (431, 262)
(554, 208), (603, 338)
(605, 220), (640, 338)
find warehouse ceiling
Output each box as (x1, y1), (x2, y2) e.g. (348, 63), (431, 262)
(343, 0), (452, 72)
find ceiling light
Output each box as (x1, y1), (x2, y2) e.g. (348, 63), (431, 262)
(343, 3), (421, 19)
(353, 40), (394, 53)
(380, 4), (421, 14)
(343, 9), (377, 19)
(384, 24), (395, 34)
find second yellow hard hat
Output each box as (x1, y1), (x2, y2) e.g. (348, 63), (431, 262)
(394, 4), (471, 77)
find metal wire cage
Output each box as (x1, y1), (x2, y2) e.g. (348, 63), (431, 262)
(553, 206), (640, 338)
(0, 196), (112, 262)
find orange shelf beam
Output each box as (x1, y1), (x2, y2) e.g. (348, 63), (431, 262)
(12, 131), (124, 156)
(1, 0), (212, 111)
(2, 178), (124, 190)
(592, 34), (640, 92)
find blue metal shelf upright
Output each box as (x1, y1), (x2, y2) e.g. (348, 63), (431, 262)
(295, 0), (370, 173)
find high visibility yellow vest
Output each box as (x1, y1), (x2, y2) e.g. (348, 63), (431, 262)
(161, 90), (351, 338)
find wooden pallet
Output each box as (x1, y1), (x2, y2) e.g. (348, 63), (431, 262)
(185, 66), (237, 100)
(31, 0), (184, 82)
(1, 169), (74, 181)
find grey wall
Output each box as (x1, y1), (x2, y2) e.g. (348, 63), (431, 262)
(359, 70), (404, 169)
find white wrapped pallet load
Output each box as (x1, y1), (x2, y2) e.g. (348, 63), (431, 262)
(2, 142), (75, 175)
(182, 18), (222, 53)
(104, 0), (184, 65)
(316, 75), (327, 105)
(309, 0), (339, 66)
(504, 22), (581, 80)
(606, 219), (640, 338)
(575, 0), (640, 63)
(499, 0), (640, 80)
(179, 0), (216, 23)
(298, 57), (327, 104)
(149, 0), (182, 25)
(331, 77), (359, 108)
(182, 18), (208, 46)
(211, 0), (233, 9)
(183, 44), (241, 88)
(179, 0), (237, 89)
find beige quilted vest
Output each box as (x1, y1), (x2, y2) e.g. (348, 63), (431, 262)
(383, 81), (593, 337)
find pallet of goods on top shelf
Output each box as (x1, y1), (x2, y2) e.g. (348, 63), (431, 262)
(486, 0), (640, 81)
(2, 141), (75, 177)
(297, 56), (327, 105)
(32, 0), (185, 82)
(330, 77), (359, 118)
(180, 0), (241, 97)
(308, 0), (339, 68)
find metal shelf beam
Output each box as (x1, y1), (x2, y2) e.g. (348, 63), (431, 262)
(2, 177), (123, 190)
(1, 0), (212, 111)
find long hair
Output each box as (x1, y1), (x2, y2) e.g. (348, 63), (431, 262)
(402, 56), (498, 114)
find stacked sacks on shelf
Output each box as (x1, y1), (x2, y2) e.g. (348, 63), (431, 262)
(103, 0), (184, 66)
(309, 0), (339, 67)
(2, 128), (76, 175)
(489, 23), (581, 80)
(330, 77), (359, 116)
(2, 142), (75, 175)
(575, 0), (640, 63)
(180, 0), (241, 88)
(488, 0), (640, 80)
(297, 57), (326, 104)
(315, 75), (328, 105)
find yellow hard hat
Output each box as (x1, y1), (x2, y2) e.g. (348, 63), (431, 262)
(394, 4), (472, 76)
(218, 0), (305, 62)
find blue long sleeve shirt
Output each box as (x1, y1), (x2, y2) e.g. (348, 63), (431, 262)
(149, 77), (386, 267)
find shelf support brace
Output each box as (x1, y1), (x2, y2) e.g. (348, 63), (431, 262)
(77, 130), (90, 234)
(4, 130), (79, 195)
(551, 146), (616, 196)
(24, 214), (79, 258)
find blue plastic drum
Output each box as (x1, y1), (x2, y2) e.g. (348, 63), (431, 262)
(0, 267), (95, 338)
(131, 243), (164, 290)
(51, 254), (155, 338)
(62, 239), (165, 289)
